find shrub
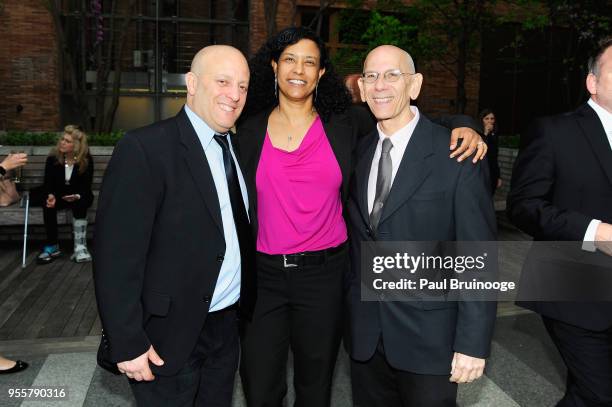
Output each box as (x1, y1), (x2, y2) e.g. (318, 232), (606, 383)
(0, 131), (124, 146)
(498, 134), (520, 149)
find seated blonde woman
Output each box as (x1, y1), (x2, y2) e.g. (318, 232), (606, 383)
(34, 125), (94, 264)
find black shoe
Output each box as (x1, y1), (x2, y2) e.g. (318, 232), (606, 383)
(0, 360), (28, 374)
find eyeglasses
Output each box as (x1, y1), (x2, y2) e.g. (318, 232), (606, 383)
(361, 69), (414, 84)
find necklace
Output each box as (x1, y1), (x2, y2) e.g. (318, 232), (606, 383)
(278, 106), (315, 146)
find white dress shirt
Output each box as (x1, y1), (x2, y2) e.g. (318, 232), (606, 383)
(184, 105), (249, 311)
(367, 106), (420, 214)
(582, 98), (612, 251)
(65, 164), (74, 183)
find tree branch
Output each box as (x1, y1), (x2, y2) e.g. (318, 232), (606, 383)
(308, 0), (337, 35)
(104, 0), (137, 132)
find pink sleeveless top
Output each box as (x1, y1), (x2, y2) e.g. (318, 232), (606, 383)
(256, 117), (347, 254)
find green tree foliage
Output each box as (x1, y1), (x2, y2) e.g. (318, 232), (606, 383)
(361, 10), (416, 47)
(334, 0), (610, 114)
(0, 131), (124, 146)
(409, 0), (498, 113)
(494, 0), (611, 108)
(334, 0), (497, 113)
(333, 2), (419, 75)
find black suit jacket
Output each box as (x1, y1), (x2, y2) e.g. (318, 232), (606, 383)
(93, 108), (256, 376)
(235, 107), (358, 239)
(508, 103), (612, 331)
(347, 114), (497, 375)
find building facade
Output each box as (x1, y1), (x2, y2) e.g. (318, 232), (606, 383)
(0, 0), (479, 132)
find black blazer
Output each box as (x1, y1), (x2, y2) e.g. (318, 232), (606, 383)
(93, 108), (256, 376)
(347, 114), (497, 375)
(43, 154), (94, 207)
(235, 107), (359, 240)
(508, 103), (612, 331)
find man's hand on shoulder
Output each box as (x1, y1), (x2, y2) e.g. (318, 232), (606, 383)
(117, 345), (164, 382)
(595, 222), (612, 256)
(450, 352), (485, 383)
(449, 128), (487, 163)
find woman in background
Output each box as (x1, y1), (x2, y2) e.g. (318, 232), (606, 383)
(237, 27), (354, 407)
(36, 125), (94, 264)
(480, 108), (502, 195)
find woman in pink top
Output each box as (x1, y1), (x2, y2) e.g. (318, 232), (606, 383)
(236, 27), (487, 407)
(237, 28), (355, 407)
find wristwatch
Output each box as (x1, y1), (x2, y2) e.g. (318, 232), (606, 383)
(0, 165), (6, 177)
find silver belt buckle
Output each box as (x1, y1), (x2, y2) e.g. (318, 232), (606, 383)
(283, 255), (298, 268)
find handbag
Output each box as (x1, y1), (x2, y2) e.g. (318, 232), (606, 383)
(0, 177), (20, 207)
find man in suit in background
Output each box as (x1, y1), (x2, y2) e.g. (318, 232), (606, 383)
(508, 37), (612, 406)
(347, 45), (497, 406)
(93, 45), (255, 406)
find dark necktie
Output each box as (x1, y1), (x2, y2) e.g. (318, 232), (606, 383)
(370, 138), (393, 231)
(213, 133), (255, 314)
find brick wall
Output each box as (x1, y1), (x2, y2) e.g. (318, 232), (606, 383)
(249, 0), (298, 56)
(0, 0), (60, 131)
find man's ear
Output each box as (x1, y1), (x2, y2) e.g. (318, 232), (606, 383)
(409, 73), (423, 100)
(185, 72), (197, 96)
(586, 73), (597, 96)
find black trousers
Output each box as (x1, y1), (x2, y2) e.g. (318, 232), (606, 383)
(30, 187), (90, 245)
(129, 305), (240, 407)
(351, 341), (458, 407)
(543, 317), (612, 407)
(240, 246), (347, 407)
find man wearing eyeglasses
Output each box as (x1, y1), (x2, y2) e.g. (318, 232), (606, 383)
(346, 45), (496, 406)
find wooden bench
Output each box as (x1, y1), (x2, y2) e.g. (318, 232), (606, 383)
(0, 146), (113, 241)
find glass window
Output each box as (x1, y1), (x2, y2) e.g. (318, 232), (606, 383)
(58, 0), (249, 130)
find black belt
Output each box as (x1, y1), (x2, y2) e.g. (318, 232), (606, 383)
(259, 242), (347, 268)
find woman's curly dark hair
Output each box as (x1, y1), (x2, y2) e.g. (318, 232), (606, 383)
(242, 26), (351, 122)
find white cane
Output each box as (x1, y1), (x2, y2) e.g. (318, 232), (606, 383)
(22, 191), (30, 268)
